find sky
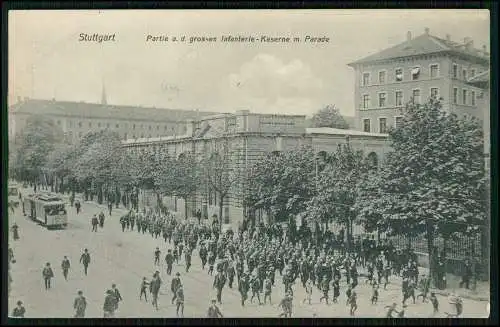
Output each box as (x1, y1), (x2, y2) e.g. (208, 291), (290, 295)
(8, 10), (490, 117)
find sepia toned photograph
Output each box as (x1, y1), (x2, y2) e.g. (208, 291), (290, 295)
(6, 9), (490, 319)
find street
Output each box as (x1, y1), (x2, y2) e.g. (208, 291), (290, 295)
(8, 194), (489, 318)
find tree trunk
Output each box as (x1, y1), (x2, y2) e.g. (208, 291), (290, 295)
(425, 219), (436, 287)
(219, 195), (224, 232)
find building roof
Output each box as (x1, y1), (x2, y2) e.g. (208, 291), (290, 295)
(467, 70), (490, 86)
(348, 33), (489, 66)
(306, 127), (388, 138)
(9, 99), (220, 122)
(122, 134), (191, 145)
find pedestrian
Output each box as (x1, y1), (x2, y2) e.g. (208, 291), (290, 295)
(139, 277), (149, 302)
(185, 247), (192, 272)
(11, 223), (19, 241)
(249, 273), (261, 305)
(417, 275), (430, 303)
(154, 247), (161, 266)
(263, 276), (273, 305)
(80, 249), (91, 276)
(397, 304), (407, 318)
(429, 292), (439, 315)
(303, 279), (312, 305)
(108, 201), (113, 216)
(120, 215), (127, 232)
(103, 290), (117, 318)
(171, 272), (182, 304)
(385, 302), (398, 318)
(73, 290), (87, 318)
(8, 247), (15, 263)
(199, 243), (208, 270)
(332, 278), (340, 303)
(111, 284), (123, 310)
(165, 249), (174, 275)
(239, 273), (250, 307)
(61, 256), (71, 281)
(207, 299), (223, 318)
(91, 215), (99, 232)
(42, 262), (54, 290)
(150, 271), (162, 310)
(459, 260), (472, 290)
(175, 284), (185, 317)
(278, 292), (293, 318)
(319, 278), (330, 305)
(75, 200), (81, 214)
(99, 211), (105, 228)
(348, 291), (358, 316)
(11, 300), (26, 318)
(371, 283), (379, 305)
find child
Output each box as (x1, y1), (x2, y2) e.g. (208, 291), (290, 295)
(371, 283), (379, 305)
(345, 284), (352, 306)
(348, 291), (357, 316)
(303, 279), (313, 305)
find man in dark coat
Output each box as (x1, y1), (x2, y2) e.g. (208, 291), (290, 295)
(61, 256), (71, 281)
(171, 272), (182, 304)
(42, 262), (54, 290)
(80, 249), (91, 276)
(74, 290), (87, 318)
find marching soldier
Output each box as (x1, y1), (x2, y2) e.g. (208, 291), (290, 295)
(91, 214), (99, 232)
(165, 249), (174, 275)
(61, 256), (71, 281)
(175, 285), (185, 317)
(239, 273), (250, 307)
(154, 247), (161, 266)
(263, 275), (273, 305)
(150, 272), (162, 310)
(171, 272), (182, 304)
(185, 247), (192, 273)
(98, 211), (105, 228)
(250, 273), (262, 305)
(213, 269), (227, 304)
(199, 243), (208, 270)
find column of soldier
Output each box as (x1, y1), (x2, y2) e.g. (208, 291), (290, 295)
(113, 207), (457, 318)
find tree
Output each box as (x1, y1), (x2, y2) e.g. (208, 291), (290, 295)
(172, 153), (200, 219)
(305, 143), (368, 250)
(203, 141), (242, 231)
(246, 146), (316, 226)
(311, 105), (349, 129)
(355, 97), (486, 284)
(10, 115), (64, 188)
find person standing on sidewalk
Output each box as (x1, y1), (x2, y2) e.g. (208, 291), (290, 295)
(42, 263), (54, 290)
(61, 256), (71, 281)
(11, 301), (26, 318)
(73, 290), (87, 318)
(150, 271), (162, 310)
(75, 200), (81, 215)
(80, 249), (91, 276)
(91, 214), (99, 232)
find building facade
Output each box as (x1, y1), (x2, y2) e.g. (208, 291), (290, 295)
(123, 110), (390, 227)
(348, 28), (490, 133)
(8, 97), (219, 143)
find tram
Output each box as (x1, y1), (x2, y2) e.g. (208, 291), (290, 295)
(23, 193), (68, 229)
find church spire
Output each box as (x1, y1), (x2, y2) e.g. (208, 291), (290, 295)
(101, 80), (107, 105)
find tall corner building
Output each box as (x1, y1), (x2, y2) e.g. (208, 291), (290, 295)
(348, 28), (490, 134)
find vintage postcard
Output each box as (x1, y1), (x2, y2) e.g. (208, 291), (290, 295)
(7, 9), (490, 319)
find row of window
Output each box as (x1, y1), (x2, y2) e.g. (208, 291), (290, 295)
(362, 64), (439, 86)
(60, 120), (176, 131)
(362, 117), (403, 133)
(362, 63), (477, 86)
(362, 88), (439, 109)
(453, 88), (477, 106)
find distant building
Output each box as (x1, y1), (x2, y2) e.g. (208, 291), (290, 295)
(8, 91), (219, 143)
(348, 28), (490, 133)
(123, 110), (389, 226)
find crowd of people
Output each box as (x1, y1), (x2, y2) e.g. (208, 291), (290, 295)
(9, 195), (467, 318)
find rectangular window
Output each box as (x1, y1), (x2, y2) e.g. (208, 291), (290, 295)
(462, 89), (467, 105)
(378, 71), (386, 84)
(378, 93), (387, 107)
(411, 67), (420, 80)
(452, 64), (458, 78)
(471, 69), (476, 78)
(471, 91), (476, 106)
(463, 68), (467, 80)
(395, 68), (403, 82)
(379, 118), (387, 133)
(362, 95), (370, 109)
(430, 64), (439, 78)
(363, 119), (371, 133)
(395, 116), (403, 129)
(412, 89), (421, 104)
(430, 87), (439, 98)
(453, 88), (458, 104)
(362, 73), (370, 86)
(395, 91), (403, 106)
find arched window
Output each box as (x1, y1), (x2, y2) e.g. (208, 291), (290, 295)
(367, 152), (379, 170)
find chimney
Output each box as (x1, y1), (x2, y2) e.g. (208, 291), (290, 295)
(406, 31), (412, 41)
(424, 27), (430, 35)
(446, 34), (451, 42)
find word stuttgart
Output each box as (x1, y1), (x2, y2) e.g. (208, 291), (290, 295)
(78, 33), (116, 43)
